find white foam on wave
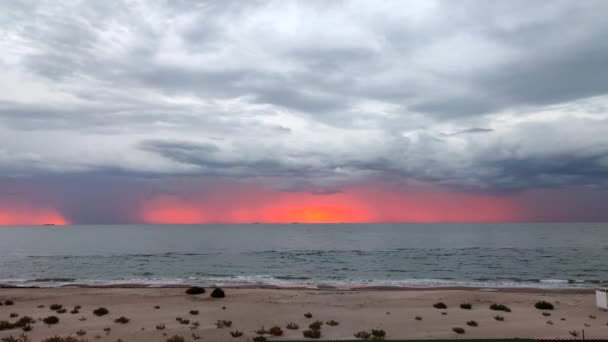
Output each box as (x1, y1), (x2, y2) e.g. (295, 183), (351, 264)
(0, 275), (595, 289)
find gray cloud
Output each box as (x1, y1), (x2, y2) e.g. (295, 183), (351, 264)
(0, 0), (607, 198)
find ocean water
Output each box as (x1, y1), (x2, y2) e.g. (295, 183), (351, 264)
(0, 223), (607, 289)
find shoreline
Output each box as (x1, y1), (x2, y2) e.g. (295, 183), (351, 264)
(2, 283), (596, 294)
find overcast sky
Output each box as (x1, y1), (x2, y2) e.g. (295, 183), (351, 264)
(1, 0), (608, 224)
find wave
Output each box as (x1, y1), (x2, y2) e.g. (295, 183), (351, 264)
(0, 276), (602, 289)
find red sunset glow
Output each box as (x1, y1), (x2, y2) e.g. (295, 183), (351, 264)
(0, 208), (68, 226)
(139, 184), (521, 224)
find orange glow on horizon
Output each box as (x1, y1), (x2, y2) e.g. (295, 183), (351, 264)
(0, 208), (68, 226)
(139, 184), (520, 224)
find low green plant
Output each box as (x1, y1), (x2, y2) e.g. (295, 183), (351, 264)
(286, 322), (299, 329)
(49, 304), (63, 311)
(42, 316), (59, 325)
(114, 316), (130, 324)
(415, 316), (422, 320)
(189, 310), (199, 315)
(494, 315), (504, 321)
(156, 323), (166, 330)
(215, 320), (232, 328)
(490, 303), (511, 312)
(302, 328), (321, 339)
(354, 330), (371, 339)
(466, 320), (478, 327)
(309, 320), (323, 330)
(230, 330), (243, 337)
(453, 327), (465, 334)
(269, 326), (283, 336)
(433, 302), (447, 309)
(371, 329), (386, 338)
(304, 312), (312, 318)
(460, 303), (472, 309)
(326, 320), (339, 326)
(534, 301), (554, 310)
(92, 307), (109, 316)
(166, 335), (185, 342)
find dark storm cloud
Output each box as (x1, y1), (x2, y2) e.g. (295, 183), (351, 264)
(0, 0), (607, 204)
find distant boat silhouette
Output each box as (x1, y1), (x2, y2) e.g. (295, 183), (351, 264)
(43, 223), (56, 226)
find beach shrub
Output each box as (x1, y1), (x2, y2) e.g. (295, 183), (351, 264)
(569, 330), (579, 337)
(535, 301), (554, 310)
(1, 335), (30, 342)
(584, 323), (591, 327)
(185, 286), (205, 295)
(192, 333), (200, 340)
(0, 321), (12, 330)
(190, 321), (200, 330)
(546, 320), (553, 325)
(255, 326), (268, 335)
(154, 305), (160, 309)
(42, 338), (87, 342)
(4, 300), (14, 306)
(166, 335), (185, 342)
(49, 304), (63, 311)
(589, 314), (596, 319)
(354, 330), (371, 339)
(56, 309), (67, 314)
(74, 305), (81, 310)
(493, 315), (504, 321)
(441, 312), (447, 315)
(43, 316), (59, 325)
(453, 327), (465, 334)
(230, 330), (243, 337)
(78, 317), (86, 321)
(489, 303), (511, 312)
(177, 317), (190, 325)
(76, 329), (86, 336)
(210, 287), (225, 298)
(269, 326), (283, 336)
(309, 320), (323, 330)
(371, 329), (386, 338)
(460, 303), (472, 309)
(286, 322), (299, 330)
(9, 313), (18, 318)
(326, 320), (339, 326)
(114, 316), (130, 324)
(304, 312), (312, 318)
(156, 323), (166, 330)
(252, 337), (267, 342)
(70, 309), (79, 314)
(466, 320), (478, 327)
(542, 312), (551, 316)
(433, 302), (447, 309)
(302, 328), (321, 339)
(37, 305), (45, 308)
(13, 316), (35, 328)
(21, 325), (32, 332)
(415, 316), (422, 320)
(561, 317), (566, 321)
(189, 310), (199, 315)
(215, 320), (231, 328)
(93, 307), (109, 316)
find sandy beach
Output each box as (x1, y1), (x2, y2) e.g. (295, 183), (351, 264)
(0, 287), (606, 341)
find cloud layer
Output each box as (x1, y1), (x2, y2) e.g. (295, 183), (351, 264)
(1, 0), (608, 223)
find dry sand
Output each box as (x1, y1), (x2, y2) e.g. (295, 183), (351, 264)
(1, 287), (607, 341)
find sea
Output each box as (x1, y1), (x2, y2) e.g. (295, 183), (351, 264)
(1, 223), (607, 289)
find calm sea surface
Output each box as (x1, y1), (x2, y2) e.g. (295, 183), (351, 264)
(1, 223), (607, 288)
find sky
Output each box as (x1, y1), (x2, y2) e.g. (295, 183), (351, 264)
(1, 0), (608, 225)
